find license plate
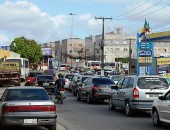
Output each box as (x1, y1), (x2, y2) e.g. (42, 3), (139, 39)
(102, 88), (111, 92)
(149, 94), (159, 97)
(24, 119), (37, 124)
(43, 83), (49, 86)
(60, 91), (64, 94)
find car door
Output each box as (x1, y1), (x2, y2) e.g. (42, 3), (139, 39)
(79, 78), (90, 98)
(111, 78), (124, 106)
(118, 77), (131, 108)
(158, 91), (170, 121)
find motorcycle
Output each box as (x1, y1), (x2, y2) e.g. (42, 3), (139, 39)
(55, 87), (65, 104)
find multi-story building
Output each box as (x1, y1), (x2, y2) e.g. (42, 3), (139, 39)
(61, 38), (85, 67)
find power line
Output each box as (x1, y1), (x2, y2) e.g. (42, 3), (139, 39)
(112, 0), (151, 18)
(113, 0), (164, 20)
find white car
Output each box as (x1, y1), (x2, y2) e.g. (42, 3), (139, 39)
(59, 64), (70, 70)
(64, 73), (74, 90)
(151, 90), (170, 127)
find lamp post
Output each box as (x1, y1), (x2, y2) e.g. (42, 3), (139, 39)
(69, 13), (76, 67)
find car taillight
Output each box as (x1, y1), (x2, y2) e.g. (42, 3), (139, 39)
(35, 82), (39, 86)
(92, 86), (100, 91)
(133, 88), (139, 98)
(2, 105), (56, 113)
(60, 88), (65, 91)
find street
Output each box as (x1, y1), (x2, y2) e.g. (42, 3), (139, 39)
(57, 91), (170, 130)
(0, 86), (170, 130)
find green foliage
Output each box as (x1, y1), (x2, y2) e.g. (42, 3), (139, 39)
(116, 57), (128, 63)
(10, 36), (43, 64)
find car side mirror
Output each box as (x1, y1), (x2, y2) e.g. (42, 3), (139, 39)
(158, 96), (164, 100)
(111, 85), (119, 89)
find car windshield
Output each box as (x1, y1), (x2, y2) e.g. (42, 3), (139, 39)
(92, 78), (114, 84)
(137, 77), (169, 89)
(6, 89), (50, 101)
(44, 70), (54, 75)
(37, 76), (54, 81)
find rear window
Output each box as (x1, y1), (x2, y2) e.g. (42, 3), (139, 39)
(65, 74), (74, 79)
(29, 72), (43, 77)
(137, 77), (169, 89)
(37, 76), (54, 81)
(7, 89), (50, 101)
(92, 78), (114, 84)
(44, 70), (54, 75)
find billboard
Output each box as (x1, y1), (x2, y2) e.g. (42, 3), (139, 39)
(42, 48), (52, 56)
(0, 46), (10, 50)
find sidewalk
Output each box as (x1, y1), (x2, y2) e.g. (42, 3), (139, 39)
(57, 123), (66, 130)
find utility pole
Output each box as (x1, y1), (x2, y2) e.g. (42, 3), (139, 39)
(127, 38), (135, 75)
(95, 17), (112, 76)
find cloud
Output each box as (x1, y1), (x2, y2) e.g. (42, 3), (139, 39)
(0, 34), (10, 45)
(0, 1), (60, 45)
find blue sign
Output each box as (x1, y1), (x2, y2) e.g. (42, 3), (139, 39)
(139, 50), (152, 56)
(42, 48), (52, 56)
(139, 42), (152, 49)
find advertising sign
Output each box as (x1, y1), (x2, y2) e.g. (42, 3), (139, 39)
(42, 48), (52, 56)
(157, 58), (170, 65)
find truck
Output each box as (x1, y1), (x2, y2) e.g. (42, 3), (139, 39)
(0, 62), (21, 86)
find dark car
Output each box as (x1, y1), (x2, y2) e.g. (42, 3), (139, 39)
(73, 75), (93, 96)
(44, 69), (57, 80)
(77, 77), (115, 103)
(0, 86), (57, 130)
(35, 75), (55, 94)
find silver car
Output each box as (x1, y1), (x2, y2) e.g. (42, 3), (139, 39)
(151, 90), (170, 127)
(109, 75), (170, 117)
(0, 86), (57, 130)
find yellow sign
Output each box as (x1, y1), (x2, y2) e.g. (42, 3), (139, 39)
(139, 57), (152, 63)
(160, 73), (170, 78)
(157, 58), (170, 65)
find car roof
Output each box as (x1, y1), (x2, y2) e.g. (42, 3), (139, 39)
(7, 86), (44, 90)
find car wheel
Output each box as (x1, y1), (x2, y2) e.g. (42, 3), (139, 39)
(152, 109), (162, 127)
(86, 94), (92, 104)
(125, 101), (134, 117)
(109, 98), (115, 110)
(77, 93), (81, 101)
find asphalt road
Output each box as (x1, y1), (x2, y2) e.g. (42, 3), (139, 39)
(1, 85), (170, 130)
(57, 92), (170, 130)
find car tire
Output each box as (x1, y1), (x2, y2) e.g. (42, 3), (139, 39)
(125, 101), (134, 117)
(152, 109), (162, 127)
(109, 98), (115, 110)
(77, 93), (81, 101)
(86, 94), (92, 104)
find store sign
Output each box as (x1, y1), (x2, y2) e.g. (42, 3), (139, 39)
(42, 48), (52, 56)
(157, 58), (170, 65)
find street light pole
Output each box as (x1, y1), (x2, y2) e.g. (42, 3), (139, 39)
(69, 13), (76, 67)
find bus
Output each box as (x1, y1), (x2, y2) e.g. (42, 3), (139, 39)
(5, 57), (29, 81)
(85, 61), (101, 70)
(104, 61), (123, 73)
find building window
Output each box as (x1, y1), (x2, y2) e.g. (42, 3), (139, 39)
(78, 44), (82, 47)
(70, 50), (72, 53)
(70, 44), (72, 46)
(115, 48), (120, 51)
(124, 48), (128, 51)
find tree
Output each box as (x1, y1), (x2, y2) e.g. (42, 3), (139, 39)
(10, 36), (43, 64)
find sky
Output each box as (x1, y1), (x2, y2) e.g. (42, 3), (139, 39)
(0, 0), (170, 46)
